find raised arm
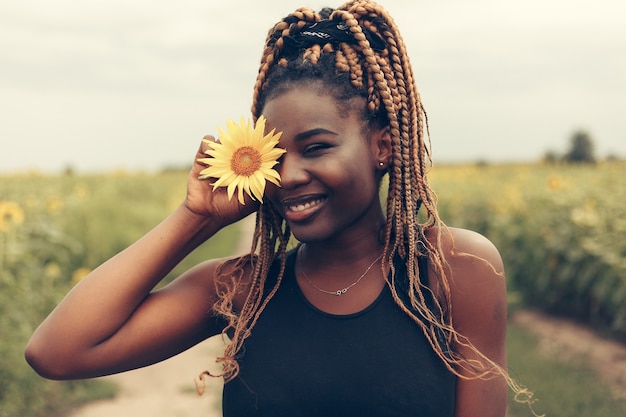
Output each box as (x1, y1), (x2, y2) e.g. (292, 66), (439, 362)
(25, 137), (257, 380)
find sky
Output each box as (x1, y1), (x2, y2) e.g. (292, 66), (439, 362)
(1, 0), (625, 173)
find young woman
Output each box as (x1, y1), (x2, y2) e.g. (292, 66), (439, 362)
(26, 1), (523, 416)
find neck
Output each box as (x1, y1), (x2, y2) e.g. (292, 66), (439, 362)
(300, 227), (384, 266)
(298, 232), (384, 280)
(296, 238), (386, 309)
(301, 206), (386, 261)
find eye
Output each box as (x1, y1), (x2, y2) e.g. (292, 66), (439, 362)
(303, 143), (332, 156)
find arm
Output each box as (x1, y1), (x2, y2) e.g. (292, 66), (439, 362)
(441, 228), (509, 417)
(25, 138), (257, 380)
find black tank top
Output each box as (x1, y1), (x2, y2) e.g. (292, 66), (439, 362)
(222, 249), (456, 417)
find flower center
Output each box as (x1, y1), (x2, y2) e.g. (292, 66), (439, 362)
(230, 146), (262, 177)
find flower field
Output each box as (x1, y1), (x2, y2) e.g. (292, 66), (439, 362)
(0, 171), (239, 417)
(429, 161), (626, 339)
(1, 162), (624, 416)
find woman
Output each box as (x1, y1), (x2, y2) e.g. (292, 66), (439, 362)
(26, 1), (524, 415)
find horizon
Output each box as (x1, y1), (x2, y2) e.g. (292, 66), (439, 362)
(2, 0), (625, 173)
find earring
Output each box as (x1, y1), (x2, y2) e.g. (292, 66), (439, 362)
(378, 162), (385, 167)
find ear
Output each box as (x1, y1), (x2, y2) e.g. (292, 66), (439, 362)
(370, 126), (392, 171)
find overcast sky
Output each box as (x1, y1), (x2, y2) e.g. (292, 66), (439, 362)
(1, 0), (625, 173)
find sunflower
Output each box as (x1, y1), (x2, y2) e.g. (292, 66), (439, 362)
(198, 116), (285, 205)
(0, 201), (25, 232)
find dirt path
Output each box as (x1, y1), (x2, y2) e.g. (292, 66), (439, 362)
(68, 215), (256, 417)
(67, 337), (225, 417)
(511, 310), (626, 401)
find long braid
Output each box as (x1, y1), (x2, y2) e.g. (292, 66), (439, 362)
(207, 0), (534, 406)
(346, 0), (496, 379)
(350, 0), (450, 366)
(338, 4), (538, 403)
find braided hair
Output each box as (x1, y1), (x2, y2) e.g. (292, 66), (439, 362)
(205, 1), (529, 404)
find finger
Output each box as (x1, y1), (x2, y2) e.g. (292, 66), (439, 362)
(202, 134), (220, 145)
(200, 134), (215, 148)
(195, 135), (216, 161)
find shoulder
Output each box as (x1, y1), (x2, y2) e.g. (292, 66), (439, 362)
(424, 230), (509, 415)
(424, 226), (507, 340)
(424, 226), (504, 286)
(438, 225), (505, 302)
(429, 226), (503, 274)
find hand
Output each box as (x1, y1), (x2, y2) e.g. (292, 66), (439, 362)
(184, 135), (259, 226)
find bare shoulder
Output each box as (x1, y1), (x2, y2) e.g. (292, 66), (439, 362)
(425, 227), (504, 284)
(425, 226), (507, 336)
(436, 226), (504, 274)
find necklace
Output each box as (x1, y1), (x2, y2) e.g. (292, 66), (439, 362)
(299, 252), (383, 296)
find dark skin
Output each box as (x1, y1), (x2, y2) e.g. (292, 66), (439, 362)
(25, 84), (508, 417)
(262, 88), (390, 315)
(264, 87), (508, 416)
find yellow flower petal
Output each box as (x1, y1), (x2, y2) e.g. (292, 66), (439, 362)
(197, 116), (285, 205)
(249, 173), (266, 202)
(211, 171), (238, 189)
(0, 201), (25, 232)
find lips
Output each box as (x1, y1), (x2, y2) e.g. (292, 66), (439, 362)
(287, 198), (324, 212)
(281, 195), (326, 222)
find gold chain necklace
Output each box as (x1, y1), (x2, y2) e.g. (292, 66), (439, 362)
(299, 252), (383, 296)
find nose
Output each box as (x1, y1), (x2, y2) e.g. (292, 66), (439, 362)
(277, 153), (310, 190)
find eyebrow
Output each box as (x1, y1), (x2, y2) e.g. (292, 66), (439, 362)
(293, 128), (338, 142)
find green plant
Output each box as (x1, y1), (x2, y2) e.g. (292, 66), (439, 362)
(0, 172), (240, 417)
(430, 162), (626, 338)
(506, 322), (626, 417)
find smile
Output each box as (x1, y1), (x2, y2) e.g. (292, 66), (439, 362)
(281, 196), (326, 222)
(287, 198), (325, 213)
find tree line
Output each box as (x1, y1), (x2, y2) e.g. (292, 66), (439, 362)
(543, 129), (621, 164)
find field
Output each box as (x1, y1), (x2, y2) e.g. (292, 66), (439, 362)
(429, 161), (626, 339)
(1, 162), (625, 416)
(0, 171), (240, 417)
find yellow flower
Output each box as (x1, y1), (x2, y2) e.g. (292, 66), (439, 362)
(0, 201), (25, 232)
(44, 262), (62, 280)
(72, 267), (92, 284)
(46, 195), (64, 213)
(547, 175), (563, 190)
(198, 116), (285, 205)
(73, 183), (90, 199)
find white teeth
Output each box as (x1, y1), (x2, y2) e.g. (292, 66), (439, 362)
(287, 199), (322, 212)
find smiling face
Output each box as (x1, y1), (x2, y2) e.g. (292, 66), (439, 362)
(261, 84), (390, 244)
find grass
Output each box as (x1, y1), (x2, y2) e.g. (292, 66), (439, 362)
(506, 321), (626, 417)
(0, 171), (242, 417)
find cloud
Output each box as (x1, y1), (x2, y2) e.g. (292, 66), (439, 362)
(1, 0), (625, 172)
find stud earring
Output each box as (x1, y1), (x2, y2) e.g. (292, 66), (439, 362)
(378, 162), (385, 167)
